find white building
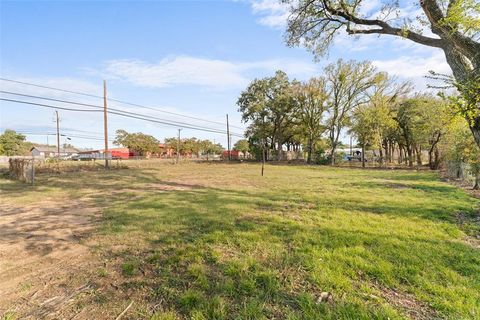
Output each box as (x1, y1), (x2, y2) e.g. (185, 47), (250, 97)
(30, 146), (78, 158)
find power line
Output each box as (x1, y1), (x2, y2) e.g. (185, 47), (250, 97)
(18, 132), (115, 142)
(0, 90), (245, 136)
(0, 97), (244, 137)
(0, 98), (102, 112)
(0, 77), (245, 130)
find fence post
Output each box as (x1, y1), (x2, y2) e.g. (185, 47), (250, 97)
(31, 156), (35, 186)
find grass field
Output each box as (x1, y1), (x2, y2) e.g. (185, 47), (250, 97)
(1, 162), (479, 319)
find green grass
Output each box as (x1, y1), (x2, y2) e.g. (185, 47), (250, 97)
(1, 162), (479, 319)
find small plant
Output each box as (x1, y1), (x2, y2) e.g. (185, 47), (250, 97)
(150, 311), (180, 320)
(97, 268), (108, 277)
(179, 290), (205, 312)
(121, 261), (138, 276)
(1, 312), (17, 320)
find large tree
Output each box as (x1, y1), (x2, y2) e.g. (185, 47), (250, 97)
(292, 77), (330, 163)
(284, 0), (480, 146)
(324, 59), (376, 164)
(237, 70), (296, 160)
(233, 139), (250, 154)
(113, 129), (160, 156)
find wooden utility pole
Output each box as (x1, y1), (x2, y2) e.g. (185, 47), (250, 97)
(103, 80), (109, 169)
(226, 114), (231, 161)
(55, 111), (60, 158)
(361, 144), (366, 168)
(176, 128), (182, 164)
(261, 141), (265, 177)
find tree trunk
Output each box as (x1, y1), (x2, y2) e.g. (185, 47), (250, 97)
(406, 145), (413, 167)
(415, 146), (422, 166)
(277, 141), (283, 161)
(330, 146), (336, 166)
(433, 146), (440, 169)
(428, 145), (441, 170)
(361, 144), (365, 168)
(383, 140), (389, 163)
(474, 173), (480, 190)
(307, 137), (313, 164)
(261, 145), (265, 176)
(379, 147), (384, 167)
(469, 118), (480, 148)
(428, 149), (434, 170)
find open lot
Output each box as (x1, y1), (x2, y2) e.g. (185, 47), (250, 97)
(1, 162), (479, 319)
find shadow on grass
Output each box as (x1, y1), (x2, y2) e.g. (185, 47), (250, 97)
(97, 181), (479, 319)
(1, 166), (479, 319)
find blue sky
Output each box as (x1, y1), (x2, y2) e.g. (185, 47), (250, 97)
(0, 0), (450, 149)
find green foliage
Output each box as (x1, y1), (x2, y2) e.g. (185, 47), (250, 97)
(324, 60), (377, 160)
(284, 0), (480, 150)
(0, 129), (32, 156)
(441, 0), (480, 37)
(164, 137), (223, 156)
(237, 70), (298, 160)
(440, 74), (480, 126)
(292, 77), (329, 163)
(233, 139), (249, 153)
(121, 261), (138, 276)
(237, 60), (377, 164)
(114, 129), (160, 155)
(443, 116), (480, 187)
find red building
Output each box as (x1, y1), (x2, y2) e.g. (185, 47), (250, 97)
(109, 148), (136, 159)
(78, 147), (137, 159)
(223, 150), (243, 160)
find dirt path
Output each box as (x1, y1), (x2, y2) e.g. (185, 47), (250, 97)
(0, 199), (100, 318)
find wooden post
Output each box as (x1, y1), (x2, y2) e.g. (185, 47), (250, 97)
(56, 110), (60, 158)
(226, 114), (231, 161)
(103, 80), (109, 169)
(176, 128), (182, 164)
(261, 143), (265, 176)
(31, 156), (35, 186)
(361, 144), (365, 168)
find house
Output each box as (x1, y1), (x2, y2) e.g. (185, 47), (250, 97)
(31, 146), (78, 158)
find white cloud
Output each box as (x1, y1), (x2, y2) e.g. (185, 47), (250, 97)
(358, 0), (382, 16)
(249, 0), (290, 28)
(372, 50), (451, 89)
(103, 56), (247, 89)
(98, 55), (319, 89)
(0, 76), (102, 100)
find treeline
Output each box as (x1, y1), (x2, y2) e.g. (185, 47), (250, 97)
(163, 137), (223, 156)
(114, 129), (224, 157)
(237, 59), (479, 188)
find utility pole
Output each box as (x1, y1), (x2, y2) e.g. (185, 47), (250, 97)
(103, 80), (109, 169)
(176, 128), (182, 164)
(55, 110), (60, 158)
(226, 114), (231, 161)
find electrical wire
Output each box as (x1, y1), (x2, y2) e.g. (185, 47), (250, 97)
(0, 77), (245, 130)
(0, 97), (244, 137)
(18, 132), (116, 142)
(0, 90), (244, 136)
